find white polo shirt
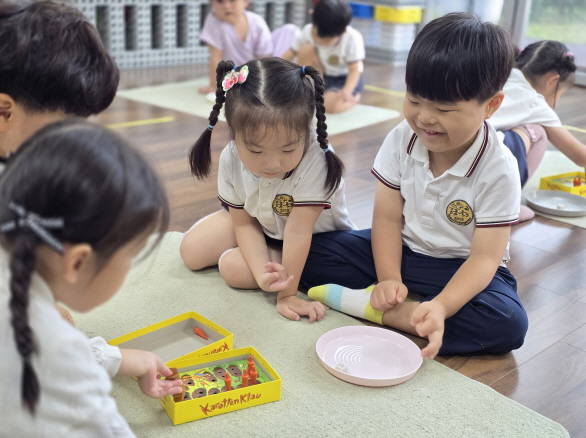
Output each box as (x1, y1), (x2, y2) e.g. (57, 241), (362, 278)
(291, 24), (365, 76)
(218, 140), (355, 240)
(490, 68), (562, 142)
(372, 120), (520, 264)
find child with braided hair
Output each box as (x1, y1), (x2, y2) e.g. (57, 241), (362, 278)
(0, 120), (182, 436)
(180, 57), (355, 322)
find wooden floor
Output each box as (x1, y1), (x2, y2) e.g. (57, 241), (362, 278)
(92, 62), (586, 437)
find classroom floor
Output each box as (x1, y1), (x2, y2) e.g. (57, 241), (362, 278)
(92, 61), (586, 437)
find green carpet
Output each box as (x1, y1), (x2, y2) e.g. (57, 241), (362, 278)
(72, 232), (569, 438)
(116, 78), (401, 136)
(522, 150), (586, 228)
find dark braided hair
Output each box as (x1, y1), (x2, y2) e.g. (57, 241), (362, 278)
(0, 119), (169, 414)
(515, 40), (577, 88)
(188, 57), (344, 194)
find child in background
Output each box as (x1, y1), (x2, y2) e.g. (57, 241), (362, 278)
(0, 0), (118, 322)
(282, 0), (365, 114)
(306, 13), (528, 358)
(0, 1), (119, 161)
(0, 120), (181, 437)
(198, 0), (273, 94)
(180, 57), (355, 322)
(489, 40), (583, 221)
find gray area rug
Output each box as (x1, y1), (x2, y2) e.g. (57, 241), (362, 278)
(73, 232), (569, 438)
(116, 78), (401, 136)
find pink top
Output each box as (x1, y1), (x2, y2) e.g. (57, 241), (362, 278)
(200, 10), (273, 66)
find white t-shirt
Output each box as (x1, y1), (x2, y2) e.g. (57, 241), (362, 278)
(372, 120), (520, 265)
(291, 24), (365, 76)
(0, 249), (134, 438)
(218, 140), (355, 239)
(490, 68), (562, 141)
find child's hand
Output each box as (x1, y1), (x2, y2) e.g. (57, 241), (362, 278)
(340, 87), (357, 103)
(135, 352), (184, 399)
(198, 85), (216, 94)
(410, 300), (446, 359)
(370, 279), (408, 311)
(276, 295), (328, 322)
(257, 262), (294, 292)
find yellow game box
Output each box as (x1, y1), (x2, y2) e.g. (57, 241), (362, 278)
(539, 172), (586, 197)
(159, 346), (281, 424)
(108, 311), (233, 366)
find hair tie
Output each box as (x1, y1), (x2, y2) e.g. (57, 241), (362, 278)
(323, 145), (332, 153)
(302, 66), (306, 75)
(0, 202), (64, 254)
(223, 65), (249, 92)
(208, 125), (214, 131)
(565, 51), (573, 57)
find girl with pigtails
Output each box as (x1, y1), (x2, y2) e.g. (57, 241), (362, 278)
(489, 40), (584, 221)
(0, 120), (183, 436)
(180, 57), (355, 322)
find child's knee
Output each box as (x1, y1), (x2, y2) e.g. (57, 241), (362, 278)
(524, 123), (548, 149)
(490, 307), (529, 353)
(179, 232), (206, 270)
(218, 249), (249, 287)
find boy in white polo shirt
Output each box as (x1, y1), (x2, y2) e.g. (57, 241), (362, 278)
(282, 0), (365, 114)
(305, 13), (529, 359)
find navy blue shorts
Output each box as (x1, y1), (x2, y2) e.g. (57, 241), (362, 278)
(503, 129), (529, 187)
(324, 74), (364, 95)
(302, 229), (528, 356)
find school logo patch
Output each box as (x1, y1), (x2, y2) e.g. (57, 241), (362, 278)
(273, 194), (294, 216)
(327, 54), (340, 66)
(446, 200), (473, 226)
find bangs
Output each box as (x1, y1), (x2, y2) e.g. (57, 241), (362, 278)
(406, 46), (487, 103)
(225, 101), (312, 146)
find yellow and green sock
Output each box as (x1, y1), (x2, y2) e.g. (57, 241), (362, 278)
(308, 284), (384, 325)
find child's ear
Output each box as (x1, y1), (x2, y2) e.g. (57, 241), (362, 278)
(62, 243), (94, 285)
(0, 94), (15, 132)
(484, 91), (505, 119)
(546, 73), (561, 92)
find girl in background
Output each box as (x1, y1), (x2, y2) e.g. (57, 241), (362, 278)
(0, 120), (181, 437)
(489, 40), (583, 221)
(181, 57), (355, 322)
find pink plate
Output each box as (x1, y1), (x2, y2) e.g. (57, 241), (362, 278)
(316, 326), (423, 387)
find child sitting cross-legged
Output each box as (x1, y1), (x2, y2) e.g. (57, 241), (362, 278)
(305, 13), (529, 359)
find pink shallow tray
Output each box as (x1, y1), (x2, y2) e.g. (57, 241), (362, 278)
(316, 326), (423, 387)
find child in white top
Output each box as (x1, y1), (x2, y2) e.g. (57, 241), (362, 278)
(0, 120), (180, 437)
(489, 41), (583, 221)
(199, 0), (273, 94)
(282, 0), (365, 114)
(180, 57), (355, 323)
(306, 13), (528, 359)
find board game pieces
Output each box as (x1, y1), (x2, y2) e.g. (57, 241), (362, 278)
(242, 369), (249, 388)
(251, 365), (258, 385)
(165, 368), (186, 402)
(574, 177), (582, 187)
(193, 327), (208, 340)
(223, 374), (232, 391)
(248, 355), (254, 374)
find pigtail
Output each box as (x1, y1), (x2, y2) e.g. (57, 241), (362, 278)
(188, 60), (235, 179)
(304, 66), (344, 195)
(9, 233), (40, 414)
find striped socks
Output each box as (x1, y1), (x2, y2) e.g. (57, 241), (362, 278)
(308, 284), (384, 324)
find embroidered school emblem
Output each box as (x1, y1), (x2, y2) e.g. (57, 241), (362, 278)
(327, 54), (340, 66)
(446, 200), (473, 226)
(272, 194), (294, 216)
